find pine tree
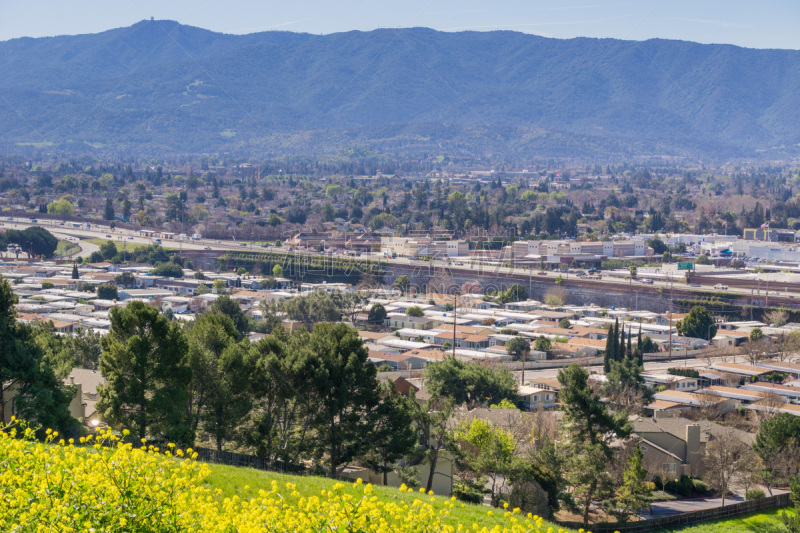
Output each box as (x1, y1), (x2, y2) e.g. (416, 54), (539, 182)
(97, 300), (192, 444)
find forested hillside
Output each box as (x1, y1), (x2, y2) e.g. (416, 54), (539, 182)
(2, 20), (799, 159)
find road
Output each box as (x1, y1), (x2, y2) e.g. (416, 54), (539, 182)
(514, 352), (741, 382)
(640, 487), (789, 518)
(4, 216), (798, 301)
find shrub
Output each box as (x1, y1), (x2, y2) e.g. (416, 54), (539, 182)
(746, 488), (766, 501)
(692, 478), (710, 494)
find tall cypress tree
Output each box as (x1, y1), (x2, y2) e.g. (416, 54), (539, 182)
(612, 319), (620, 362)
(636, 324), (644, 366)
(604, 324), (614, 373)
(627, 326), (633, 360)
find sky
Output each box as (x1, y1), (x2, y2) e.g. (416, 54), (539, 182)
(1, 0), (799, 49)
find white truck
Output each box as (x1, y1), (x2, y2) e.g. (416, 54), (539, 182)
(192, 233), (202, 240)
(714, 284), (728, 290)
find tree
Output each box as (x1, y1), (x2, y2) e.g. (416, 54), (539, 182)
(194, 284), (210, 295)
(103, 198), (115, 221)
(307, 322), (382, 477)
(114, 271), (136, 289)
(558, 318), (571, 329)
(393, 275), (410, 295)
(333, 292), (369, 324)
(603, 323), (615, 373)
(152, 262), (184, 278)
(456, 417), (518, 504)
(207, 295), (250, 339)
(534, 336), (552, 353)
(503, 284), (528, 303)
(783, 476), (800, 533)
(613, 445), (651, 521)
(96, 283), (118, 301)
(406, 305), (424, 317)
(186, 313), (250, 450)
(558, 363), (631, 523)
(461, 280), (481, 295)
(765, 309), (789, 328)
(47, 199), (74, 216)
(71, 263), (79, 280)
(97, 301), (192, 444)
(603, 356), (652, 412)
(704, 429), (758, 506)
(212, 279), (226, 294)
(0, 278), (77, 434)
(6, 227), (58, 258)
(367, 303), (387, 325)
(753, 413), (800, 494)
(676, 305), (717, 340)
(544, 289), (565, 307)
(282, 291), (341, 330)
(362, 382), (418, 485)
(243, 327), (319, 466)
(411, 397), (456, 493)
(424, 357), (518, 406)
(507, 336), (531, 361)
(272, 264), (284, 278)
(99, 240), (117, 261)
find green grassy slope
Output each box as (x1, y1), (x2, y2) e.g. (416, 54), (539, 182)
(204, 463), (575, 532)
(651, 507), (795, 532)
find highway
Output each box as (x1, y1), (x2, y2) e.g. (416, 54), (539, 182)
(3, 215), (797, 302)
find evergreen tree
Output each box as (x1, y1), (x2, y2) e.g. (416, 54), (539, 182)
(626, 326), (633, 360)
(603, 324), (614, 373)
(612, 445), (651, 521)
(558, 363), (631, 524)
(186, 313), (250, 450)
(362, 381), (418, 485)
(97, 301), (192, 444)
(0, 277), (77, 434)
(307, 322), (382, 477)
(103, 198), (115, 221)
(71, 263), (79, 279)
(636, 324), (644, 366)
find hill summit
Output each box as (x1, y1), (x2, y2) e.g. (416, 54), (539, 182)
(2, 20), (799, 159)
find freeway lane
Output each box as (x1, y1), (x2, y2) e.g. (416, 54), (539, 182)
(3, 216), (797, 302)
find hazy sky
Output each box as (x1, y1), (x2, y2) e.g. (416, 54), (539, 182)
(1, 0), (798, 49)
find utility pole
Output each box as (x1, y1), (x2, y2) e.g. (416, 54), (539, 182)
(668, 272), (673, 363)
(451, 292), (457, 360)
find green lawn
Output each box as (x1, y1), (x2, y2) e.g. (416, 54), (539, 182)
(651, 507), (794, 532)
(203, 463), (575, 532)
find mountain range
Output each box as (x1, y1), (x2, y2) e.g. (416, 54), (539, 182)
(2, 19), (800, 161)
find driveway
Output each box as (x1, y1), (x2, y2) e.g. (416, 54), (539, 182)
(640, 488), (789, 519)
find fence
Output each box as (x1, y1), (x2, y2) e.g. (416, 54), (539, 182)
(560, 493), (790, 533)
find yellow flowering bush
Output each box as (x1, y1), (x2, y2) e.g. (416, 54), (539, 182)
(0, 419), (575, 533)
